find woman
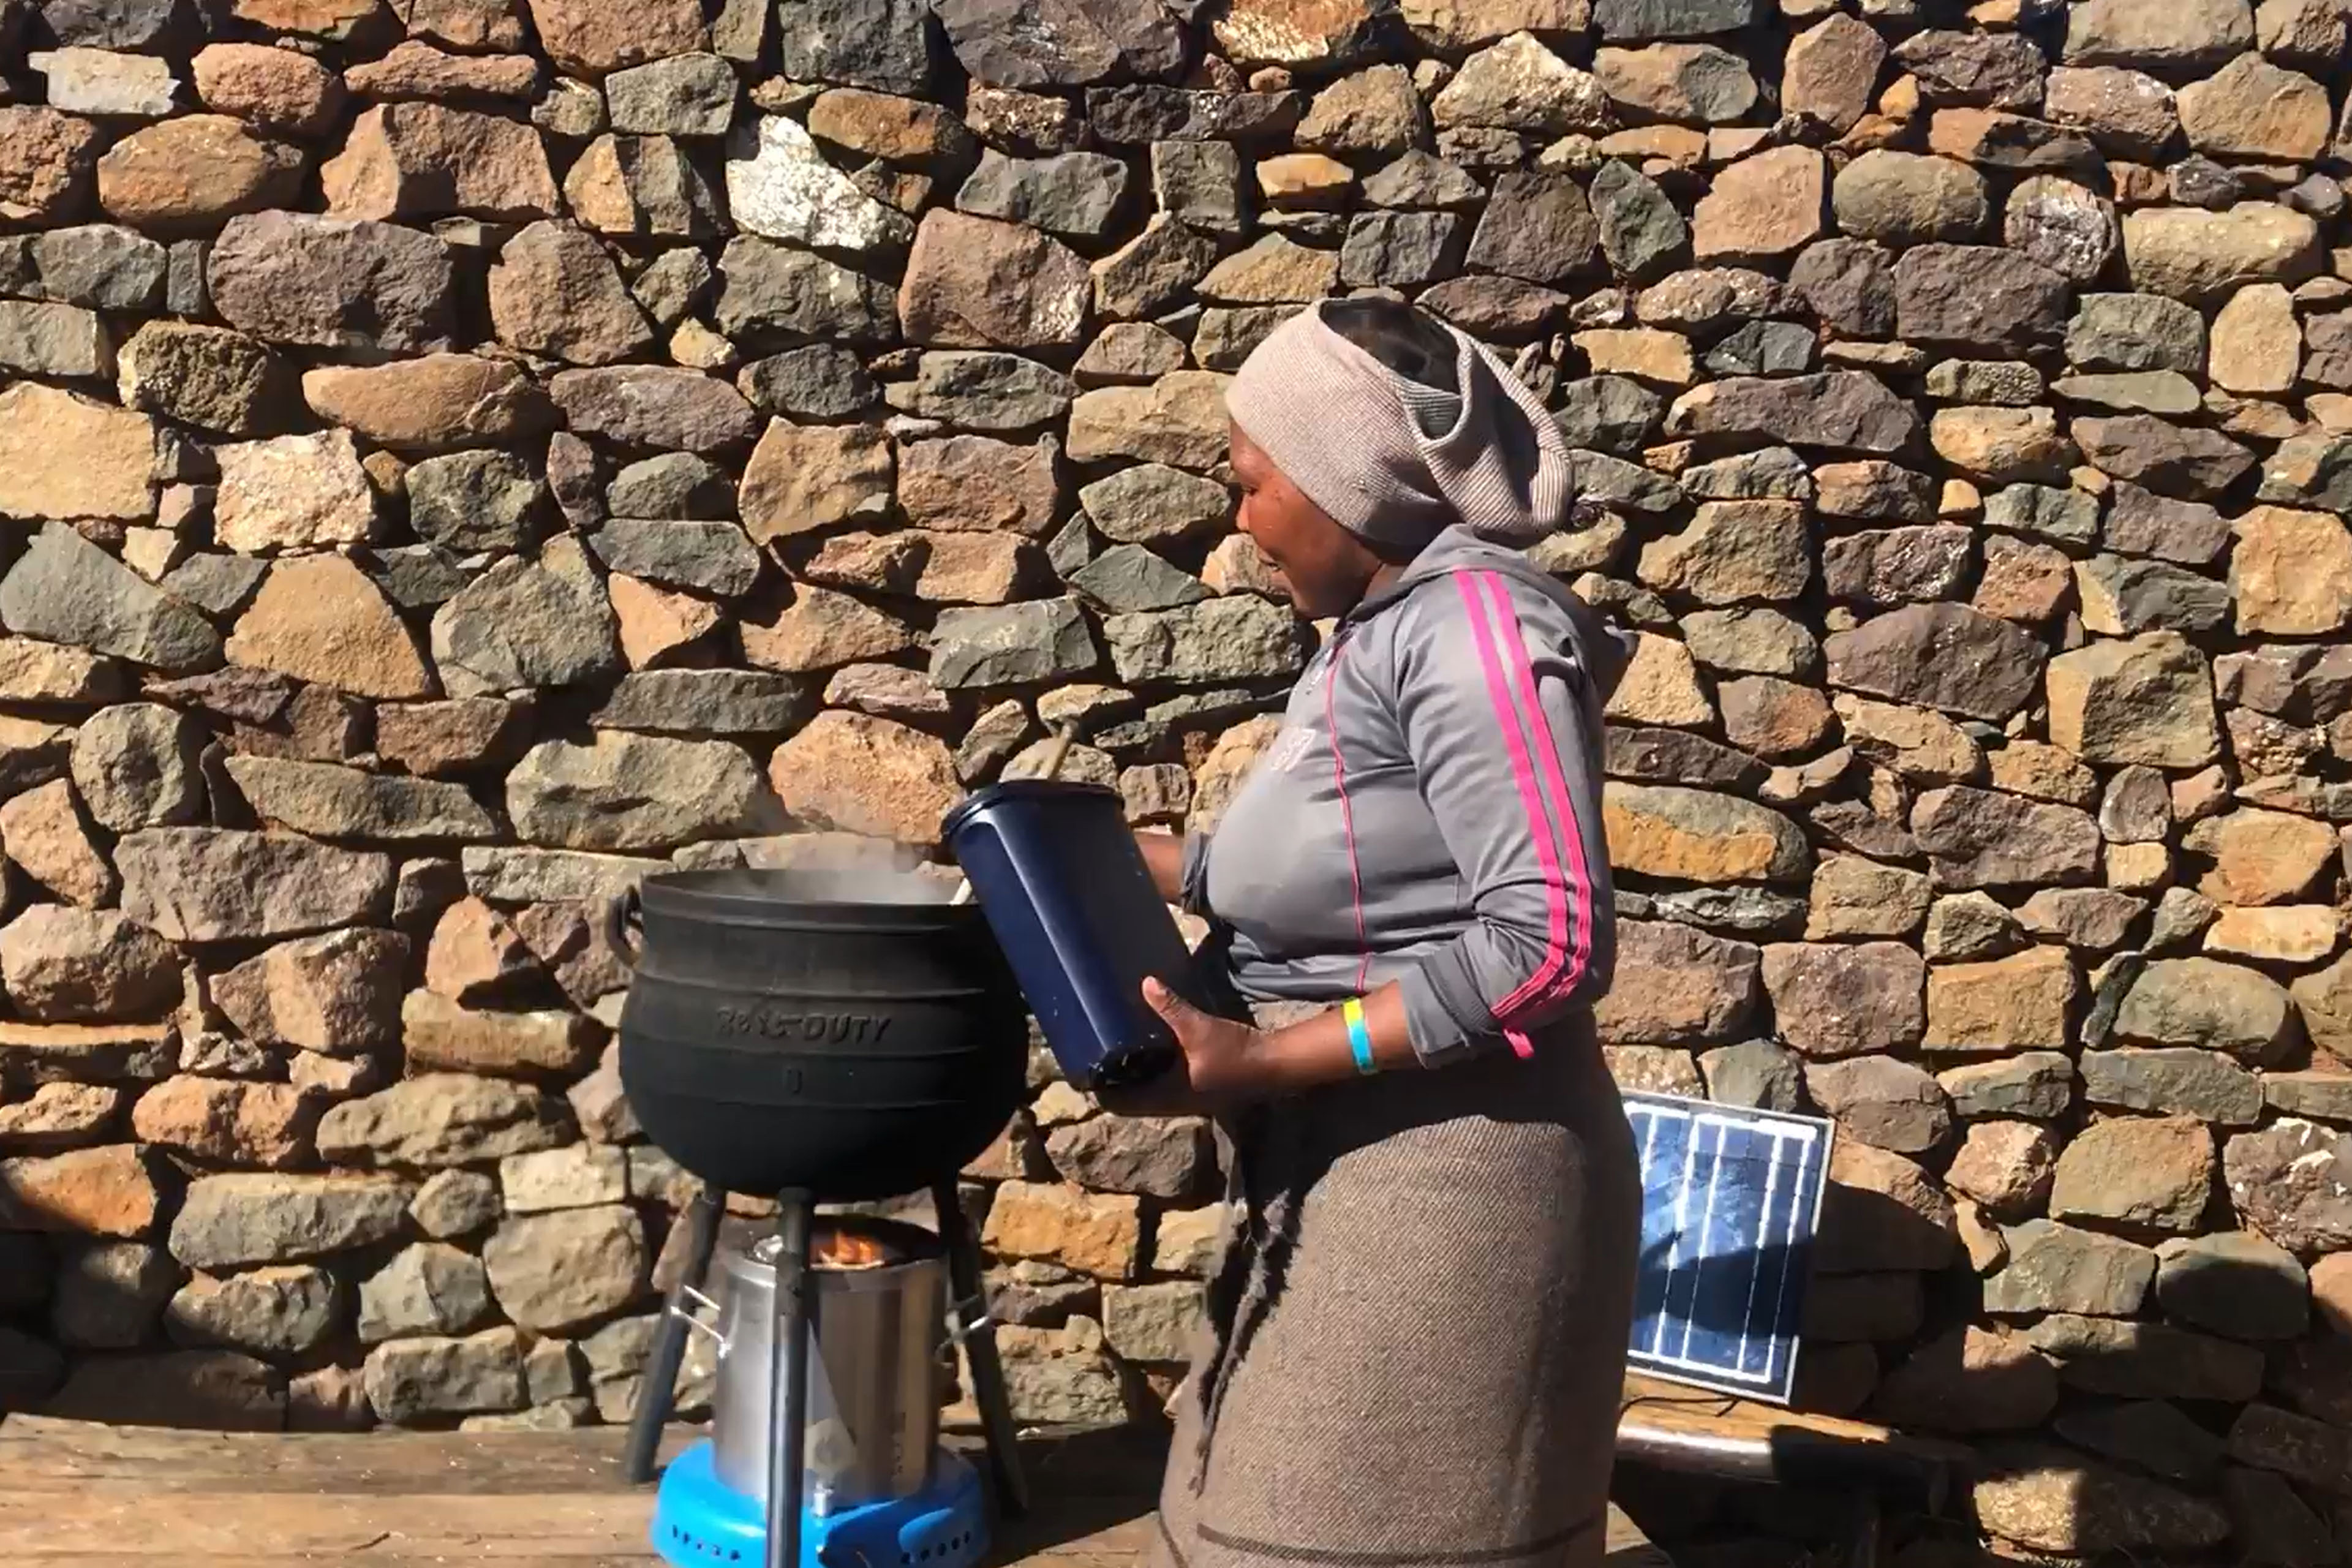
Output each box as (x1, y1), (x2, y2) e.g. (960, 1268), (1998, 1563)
(1113, 296), (1643, 1568)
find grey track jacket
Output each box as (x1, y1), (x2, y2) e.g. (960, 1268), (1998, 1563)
(1182, 527), (1632, 1068)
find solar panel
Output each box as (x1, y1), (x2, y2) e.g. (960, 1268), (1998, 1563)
(1623, 1091), (1835, 1406)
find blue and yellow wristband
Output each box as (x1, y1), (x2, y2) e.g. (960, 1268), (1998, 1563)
(1341, 997), (1376, 1076)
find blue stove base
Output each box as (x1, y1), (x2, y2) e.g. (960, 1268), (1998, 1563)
(652, 1441), (991, 1568)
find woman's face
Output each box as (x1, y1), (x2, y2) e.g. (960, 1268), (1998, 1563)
(1229, 423), (1382, 620)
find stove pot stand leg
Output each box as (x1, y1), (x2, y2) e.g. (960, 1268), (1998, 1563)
(768, 1189), (816, 1568)
(931, 1178), (1030, 1518)
(628, 1186), (727, 1484)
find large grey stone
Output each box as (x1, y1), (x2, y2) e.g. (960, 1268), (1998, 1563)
(1, 908), (175, 1024)
(2007, 178), (2119, 285)
(548, 365), (760, 453)
(774, 0), (937, 94)
(69, 703), (200, 832)
(0, 524), (214, 674)
(1044, 1115), (1213, 1200)
(713, 236), (898, 345)
(1971, 1440), (2231, 1556)
(1894, 244), (2070, 352)
(1589, 160), (1687, 280)
(587, 521), (762, 599)
(1824, 603), (2046, 722)
(1102, 598), (1308, 685)
(170, 1173), (412, 1270)
(406, 451), (545, 556)
(431, 556), (621, 698)
(1070, 546), (1212, 612)
(933, 0), (1182, 87)
(930, 598), (1099, 689)
(508, 734), (780, 853)
(1910, 787), (2101, 889)
(165, 1265), (340, 1357)
(2073, 415), (2255, 498)
(1790, 239), (1895, 337)
(2024, 1313), (2265, 1403)
(1939, 1052), (2075, 1119)
(2079, 1048), (2262, 1125)
(605, 54), (736, 137)
(2063, 0), (2256, 74)
(1592, 921), (1762, 1046)
(48, 1240), (175, 1350)
(43, 1348), (282, 1431)
(1593, 0), (1761, 40)
(2154, 1232), (2307, 1340)
(890, 352), (1076, 433)
(358, 1242), (494, 1344)
(1079, 464), (1230, 546)
(1667, 373), (1918, 454)
(1985, 1219), (2155, 1316)
(482, 1205), (646, 1333)
(957, 149), (1128, 238)
(1556, 375), (1664, 456)
(737, 344), (878, 421)
(1697, 1040), (1804, 1111)
(115, 828), (393, 942)
(589, 671), (813, 736)
(1465, 171), (1601, 284)
(1833, 152), (1990, 247)
(1803, 1053), (1947, 1150)
(207, 211), (455, 354)
(364, 1326), (526, 1424)
(317, 1074), (572, 1169)
(2068, 292), (2205, 374)
(2113, 957), (2299, 1065)
(224, 756), (500, 843)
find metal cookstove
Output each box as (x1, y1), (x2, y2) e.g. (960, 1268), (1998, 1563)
(605, 867), (1034, 1568)
(627, 1191), (1026, 1568)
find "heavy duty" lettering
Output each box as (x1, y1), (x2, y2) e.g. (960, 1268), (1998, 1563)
(714, 1009), (894, 1043)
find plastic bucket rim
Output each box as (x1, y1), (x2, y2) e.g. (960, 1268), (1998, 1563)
(939, 778), (1125, 846)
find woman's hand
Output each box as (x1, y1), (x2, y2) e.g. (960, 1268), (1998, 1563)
(1095, 978), (1272, 1118)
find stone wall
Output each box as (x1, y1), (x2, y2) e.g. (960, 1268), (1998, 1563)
(2, 0), (2352, 1556)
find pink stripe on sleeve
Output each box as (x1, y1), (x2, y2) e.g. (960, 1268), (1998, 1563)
(1322, 638), (1374, 994)
(1476, 571), (1595, 1025)
(1452, 573), (1567, 1056)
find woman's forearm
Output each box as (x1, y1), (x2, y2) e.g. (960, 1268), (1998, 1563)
(1256, 981), (1422, 1092)
(1134, 829), (1186, 904)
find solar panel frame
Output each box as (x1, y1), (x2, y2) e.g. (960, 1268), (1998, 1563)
(1621, 1091), (1836, 1407)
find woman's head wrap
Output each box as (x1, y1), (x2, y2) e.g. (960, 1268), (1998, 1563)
(1224, 296), (1583, 551)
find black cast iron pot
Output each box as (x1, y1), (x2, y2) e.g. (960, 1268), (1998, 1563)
(608, 869), (1028, 1202)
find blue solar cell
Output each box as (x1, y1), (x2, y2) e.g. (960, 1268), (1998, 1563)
(1623, 1091), (1834, 1405)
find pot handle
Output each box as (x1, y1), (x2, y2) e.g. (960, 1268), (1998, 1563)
(669, 1283), (728, 1352)
(603, 886), (643, 970)
(943, 1293), (995, 1362)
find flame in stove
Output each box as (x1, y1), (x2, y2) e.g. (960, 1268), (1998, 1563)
(812, 1227), (892, 1270)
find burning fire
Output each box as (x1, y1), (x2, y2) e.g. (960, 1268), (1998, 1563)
(812, 1227), (893, 1270)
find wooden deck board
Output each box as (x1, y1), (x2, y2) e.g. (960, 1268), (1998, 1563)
(0, 1411), (1670, 1568)
(0, 1415), (1159, 1565)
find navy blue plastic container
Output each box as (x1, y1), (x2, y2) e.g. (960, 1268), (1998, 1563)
(941, 780), (1189, 1091)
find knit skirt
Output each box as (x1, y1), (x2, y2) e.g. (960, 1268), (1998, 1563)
(1149, 1012), (1641, 1568)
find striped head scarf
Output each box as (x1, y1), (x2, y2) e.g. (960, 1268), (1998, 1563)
(1224, 297), (1585, 551)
